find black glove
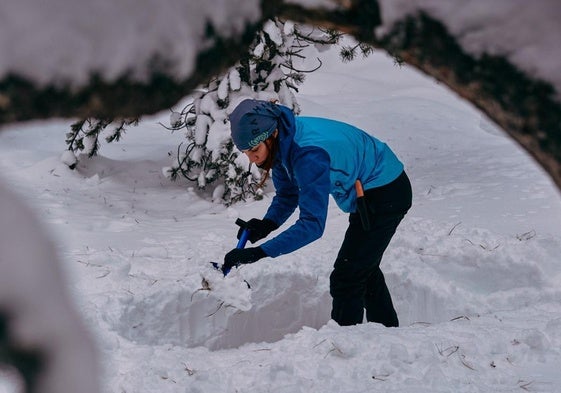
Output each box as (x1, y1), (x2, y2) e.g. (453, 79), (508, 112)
(223, 247), (267, 273)
(237, 218), (278, 243)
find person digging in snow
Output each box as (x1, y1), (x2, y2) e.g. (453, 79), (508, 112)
(223, 99), (412, 327)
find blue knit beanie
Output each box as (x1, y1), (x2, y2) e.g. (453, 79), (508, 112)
(229, 99), (281, 150)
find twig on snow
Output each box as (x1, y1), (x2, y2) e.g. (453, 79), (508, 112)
(436, 344), (476, 370)
(436, 344), (459, 357)
(464, 238), (501, 251)
(206, 301), (225, 317)
(313, 338), (328, 348)
(450, 315), (470, 322)
(182, 363), (195, 376)
(324, 341), (344, 359)
(516, 230), (536, 241)
(96, 270), (111, 279)
(410, 321), (431, 327)
(191, 278), (212, 301)
(518, 379), (534, 391)
(159, 375), (176, 383)
(459, 353), (476, 370)
(448, 221), (462, 235)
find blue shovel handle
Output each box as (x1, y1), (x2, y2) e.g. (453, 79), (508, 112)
(218, 219), (250, 276)
(236, 227), (250, 249)
(220, 228), (249, 276)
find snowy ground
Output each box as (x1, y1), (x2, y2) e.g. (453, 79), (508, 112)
(1, 49), (561, 393)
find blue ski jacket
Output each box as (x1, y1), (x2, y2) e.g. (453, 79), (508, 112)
(259, 106), (404, 258)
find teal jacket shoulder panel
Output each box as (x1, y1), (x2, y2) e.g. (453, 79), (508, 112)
(295, 117), (404, 212)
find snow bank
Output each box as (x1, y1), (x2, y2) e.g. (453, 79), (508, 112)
(378, 0), (561, 94)
(0, 0), (261, 87)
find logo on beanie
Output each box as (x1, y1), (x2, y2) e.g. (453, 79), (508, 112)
(248, 132), (270, 147)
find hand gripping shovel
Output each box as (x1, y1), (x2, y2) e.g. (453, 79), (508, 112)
(211, 218), (250, 276)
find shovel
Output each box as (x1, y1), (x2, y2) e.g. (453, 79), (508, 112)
(211, 218), (250, 276)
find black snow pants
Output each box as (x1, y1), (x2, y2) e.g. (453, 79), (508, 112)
(330, 171), (412, 327)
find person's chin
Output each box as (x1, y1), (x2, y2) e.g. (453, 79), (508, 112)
(256, 161), (266, 168)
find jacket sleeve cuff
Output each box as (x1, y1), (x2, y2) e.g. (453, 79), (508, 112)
(255, 246), (268, 260)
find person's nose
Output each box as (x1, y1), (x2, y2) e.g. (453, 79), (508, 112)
(246, 151), (259, 163)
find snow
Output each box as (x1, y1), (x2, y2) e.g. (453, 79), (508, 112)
(2, 48), (561, 392)
(0, 181), (99, 393)
(0, 0), (261, 87)
(228, 69), (242, 91)
(263, 21), (284, 47)
(377, 0), (561, 95)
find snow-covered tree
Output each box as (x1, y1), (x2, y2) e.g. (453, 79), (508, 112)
(63, 19), (347, 205)
(162, 19), (343, 204)
(63, 118), (138, 169)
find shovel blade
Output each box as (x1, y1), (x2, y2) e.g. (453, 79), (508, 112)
(209, 262), (250, 288)
(210, 261), (231, 276)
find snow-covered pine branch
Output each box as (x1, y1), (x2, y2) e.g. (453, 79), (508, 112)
(163, 19), (343, 204)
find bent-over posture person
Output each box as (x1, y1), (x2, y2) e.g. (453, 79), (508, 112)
(223, 99), (412, 327)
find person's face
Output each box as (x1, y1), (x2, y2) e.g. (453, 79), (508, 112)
(242, 130), (277, 167)
(243, 141), (269, 166)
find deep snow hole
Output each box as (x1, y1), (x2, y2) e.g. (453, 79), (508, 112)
(115, 271), (332, 350)
(111, 268), (466, 350)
